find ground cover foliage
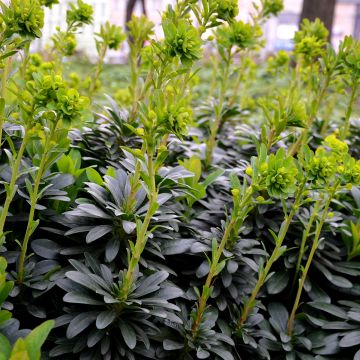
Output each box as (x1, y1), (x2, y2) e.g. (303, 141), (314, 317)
(0, 0), (360, 359)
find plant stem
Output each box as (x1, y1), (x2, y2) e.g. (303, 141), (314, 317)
(120, 148), (157, 299)
(293, 200), (321, 286)
(287, 183), (338, 335)
(288, 73), (331, 156)
(339, 81), (358, 141)
(17, 125), (56, 283)
(89, 44), (107, 96)
(191, 186), (253, 336)
(237, 182), (305, 328)
(0, 57), (12, 148)
(0, 130), (30, 245)
(205, 48), (231, 167)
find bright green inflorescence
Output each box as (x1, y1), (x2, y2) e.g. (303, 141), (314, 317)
(215, 0), (239, 21)
(265, 148), (298, 199)
(40, 0), (59, 8)
(294, 18), (329, 42)
(66, 0), (94, 27)
(0, 0), (44, 38)
(25, 72), (89, 124)
(262, 0), (284, 17)
(294, 18), (328, 62)
(228, 20), (263, 49)
(307, 148), (336, 185)
(163, 19), (202, 66)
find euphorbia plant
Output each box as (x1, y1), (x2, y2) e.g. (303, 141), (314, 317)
(13, 72), (89, 283)
(0, 0), (45, 146)
(88, 22), (126, 95)
(50, 0), (93, 66)
(204, 0), (283, 166)
(287, 135), (360, 335)
(118, 1), (204, 302)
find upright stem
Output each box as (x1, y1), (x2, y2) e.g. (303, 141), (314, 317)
(0, 57), (12, 148)
(228, 52), (247, 107)
(0, 130), (30, 245)
(205, 48), (231, 167)
(339, 81), (358, 141)
(120, 147), (157, 299)
(17, 125), (56, 283)
(191, 186), (253, 335)
(237, 182), (305, 328)
(288, 73), (331, 156)
(293, 199), (321, 285)
(89, 44), (107, 96)
(287, 184), (338, 335)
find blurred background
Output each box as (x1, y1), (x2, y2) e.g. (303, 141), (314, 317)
(33, 0), (360, 62)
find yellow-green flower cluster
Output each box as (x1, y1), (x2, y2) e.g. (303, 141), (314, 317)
(262, 0), (284, 18)
(40, 0), (59, 8)
(155, 103), (192, 139)
(306, 147), (336, 185)
(25, 54), (56, 80)
(341, 36), (360, 79)
(225, 20), (263, 50)
(267, 50), (290, 74)
(0, 0), (44, 38)
(25, 72), (89, 124)
(294, 19), (328, 62)
(324, 134), (349, 158)
(95, 22), (126, 51)
(215, 0), (239, 22)
(265, 148), (298, 199)
(341, 156), (360, 185)
(163, 19), (202, 66)
(66, 0), (93, 27)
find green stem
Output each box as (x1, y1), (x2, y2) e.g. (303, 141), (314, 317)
(191, 186), (253, 336)
(0, 130), (30, 245)
(319, 94), (337, 137)
(89, 44), (107, 96)
(287, 184), (338, 335)
(293, 199), (321, 285)
(205, 48), (232, 167)
(0, 57), (12, 148)
(237, 182), (305, 329)
(288, 71), (331, 156)
(339, 81), (358, 141)
(17, 125), (56, 283)
(120, 147), (157, 299)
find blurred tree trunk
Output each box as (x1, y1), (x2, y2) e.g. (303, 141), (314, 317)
(126, 0), (147, 25)
(300, 0), (336, 39)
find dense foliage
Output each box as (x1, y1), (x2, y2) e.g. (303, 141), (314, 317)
(0, 0), (359, 359)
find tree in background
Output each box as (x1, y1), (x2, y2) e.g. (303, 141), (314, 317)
(300, 0), (336, 38)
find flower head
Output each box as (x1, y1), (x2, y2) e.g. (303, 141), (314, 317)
(266, 148), (298, 199)
(216, 0), (239, 21)
(66, 0), (93, 27)
(227, 20), (263, 49)
(324, 134), (349, 158)
(40, 0), (59, 8)
(307, 148), (336, 184)
(163, 19), (202, 66)
(341, 155), (360, 186)
(56, 88), (89, 124)
(262, 0), (284, 17)
(294, 18), (329, 43)
(95, 22), (125, 50)
(340, 36), (360, 79)
(1, 0), (44, 38)
(156, 103), (192, 139)
(294, 36), (325, 61)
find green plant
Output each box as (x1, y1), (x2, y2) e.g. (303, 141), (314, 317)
(1, 1), (360, 359)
